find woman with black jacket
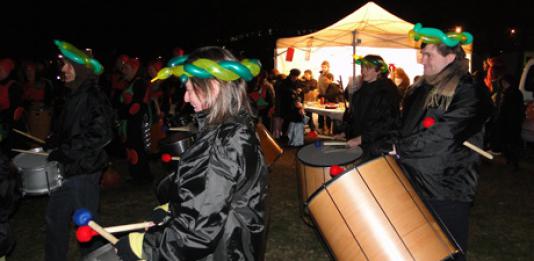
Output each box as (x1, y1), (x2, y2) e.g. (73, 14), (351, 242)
(116, 46), (268, 261)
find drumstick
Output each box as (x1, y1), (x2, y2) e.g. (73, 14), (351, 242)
(104, 221), (155, 233)
(11, 149), (49, 156)
(12, 129), (46, 144)
(73, 209), (118, 245)
(316, 134), (346, 141)
(77, 221), (156, 243)
(168, 127), (190, 132)
(463, 141), (493, 160)
(322, 141), (347, 146)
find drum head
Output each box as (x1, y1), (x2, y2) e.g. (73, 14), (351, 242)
(13, 148), (47, 169)
(297, 143), (362, 167)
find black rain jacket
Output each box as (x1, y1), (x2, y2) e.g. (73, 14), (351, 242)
(398, 75), (493, 202)
(141, 110), (268, 260)
(49, 79), (113, 178)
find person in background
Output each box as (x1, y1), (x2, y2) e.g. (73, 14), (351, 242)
(249, 70), (275, 130)
(343, 55), (400, 160)
(317, 60), (331, 133)
(393, 67), (411, 101)
(299, 69), (318, 133)
(484, 56), (524, 168)
(318, 72), (344, 135)
(117, 57), (153, 183)
(396, 25), (493, 261)
(274, 69), (300, 141)
(44, 40), (114, 261)
(116, 46), (268, 261)
(0, 58), (24, 157)
(21, 61), (55, 107)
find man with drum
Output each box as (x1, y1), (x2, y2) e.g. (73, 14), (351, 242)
(44, 40), (114, 261)
(395, 24), (493, 260)
(343, 54), (400, 161)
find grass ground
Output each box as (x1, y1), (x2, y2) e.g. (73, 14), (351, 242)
(6, 143), (534, 260)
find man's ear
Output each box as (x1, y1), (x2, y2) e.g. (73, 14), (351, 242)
(446, 53), (456, 64)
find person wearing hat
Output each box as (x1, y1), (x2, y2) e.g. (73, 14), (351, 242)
(44, 40), (114, 261)
(395, 24), (493, 260)
(343, 54), (400, 161)
(115, 46), (268, 261)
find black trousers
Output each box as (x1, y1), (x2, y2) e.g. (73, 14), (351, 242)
(45, 172), (102, 261)
(428, 200), (471, 261)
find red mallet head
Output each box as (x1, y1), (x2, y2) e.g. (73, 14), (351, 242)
(76, 225), (98, 242)
(330, 165), (344, 177)
(161, 153), (172, 163)
(422, 116), (436, 129)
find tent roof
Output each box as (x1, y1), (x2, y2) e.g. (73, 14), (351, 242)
(276, 1), (472, 52)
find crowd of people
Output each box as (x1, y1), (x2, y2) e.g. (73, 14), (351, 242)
(0, 22), (532, 261)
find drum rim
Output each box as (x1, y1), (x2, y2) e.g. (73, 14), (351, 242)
(304, 166), (351, 206)
(296, 144), (362, 167)
(13, 147), (49, 169)
(159, 132), (195, 144)
(304, 155), (385, 206)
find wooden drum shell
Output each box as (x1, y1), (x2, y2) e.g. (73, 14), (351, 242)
(307, 156), (458, 261)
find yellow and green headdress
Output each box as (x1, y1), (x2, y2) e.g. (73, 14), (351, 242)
(150, 54), (261, 83)
(354, 55), (389, 74)
(54, 40), (104, 75)
(409, 23), (473, 47)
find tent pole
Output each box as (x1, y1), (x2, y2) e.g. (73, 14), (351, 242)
(352, 30), (357, 89)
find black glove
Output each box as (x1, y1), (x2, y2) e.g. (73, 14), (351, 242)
(44, 135), (58, 151)
(115, 236), (140, 261)
(42, 142), (54, 152)
(146, 207), (169, 225)
(47, 149), (66, 163)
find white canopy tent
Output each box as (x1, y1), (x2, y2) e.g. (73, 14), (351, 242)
(275, 1), (472, 86)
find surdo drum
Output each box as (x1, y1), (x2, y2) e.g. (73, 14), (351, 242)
(306, 156), (459, 261)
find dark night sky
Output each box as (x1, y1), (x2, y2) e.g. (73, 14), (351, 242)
(2, 0), (533, 69)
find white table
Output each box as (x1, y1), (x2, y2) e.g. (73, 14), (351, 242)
(304, 102), (345, 121)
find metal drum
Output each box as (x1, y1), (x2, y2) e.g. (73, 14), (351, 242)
(82, 243), (121, 261)
(12, 147), (62, 196)
(159, 131), (195, 156)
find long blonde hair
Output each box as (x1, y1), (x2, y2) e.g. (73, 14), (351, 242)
(186, 46), (252, 125)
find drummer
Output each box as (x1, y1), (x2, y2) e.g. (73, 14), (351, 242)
(115, 46), (269, 260)
(341, 55), (400, 161)
(395, 24), (492, 260)
(44, 40), (114, 261)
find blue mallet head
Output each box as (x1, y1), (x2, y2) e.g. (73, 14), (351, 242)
(73, 208), (92, 226)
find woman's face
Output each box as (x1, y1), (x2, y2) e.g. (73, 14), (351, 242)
(184, 80), (220, 112)
(184, 81), (207, 112)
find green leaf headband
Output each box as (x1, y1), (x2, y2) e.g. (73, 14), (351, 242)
(409, 23), (473, 47)
(151, 55), (261, 83)
(353, 55), (389, 74)
(54, 40), (104, 75)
